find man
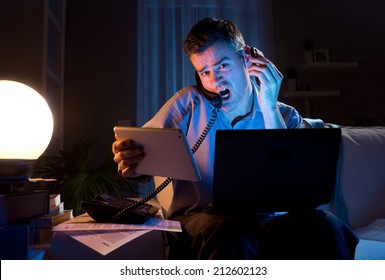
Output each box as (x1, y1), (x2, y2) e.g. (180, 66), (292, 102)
(112, 17), (358, 259)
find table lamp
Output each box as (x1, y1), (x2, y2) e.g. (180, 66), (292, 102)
(0, 80), (54, 184)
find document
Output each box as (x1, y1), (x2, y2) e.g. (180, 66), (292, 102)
(53, 213), (182, 232)
(52, 214), (181, 255)
(61, 229), (152, 256)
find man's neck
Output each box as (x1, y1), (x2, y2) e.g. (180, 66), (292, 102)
(223, 89), (254, 126)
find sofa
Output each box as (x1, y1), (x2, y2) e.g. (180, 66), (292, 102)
(315, 125), (385, 260)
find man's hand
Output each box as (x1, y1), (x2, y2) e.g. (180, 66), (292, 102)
(246, 47), (286, 128)
(112, 136), (145, 177)
(247, 47), (283, 109)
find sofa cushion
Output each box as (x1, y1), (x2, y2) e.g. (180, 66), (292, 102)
(354, 239), (385, 260)
(339, 127), (385, 229)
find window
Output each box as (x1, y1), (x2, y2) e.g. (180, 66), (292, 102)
(136, 0), (274, 125)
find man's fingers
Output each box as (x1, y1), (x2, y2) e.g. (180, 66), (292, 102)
(114, 147), (144, 163)
(112, 139), (135, 153)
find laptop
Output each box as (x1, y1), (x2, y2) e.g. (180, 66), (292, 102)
(211, 128), (341, 213)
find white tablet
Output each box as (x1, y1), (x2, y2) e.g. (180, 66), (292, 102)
(113, 126), (201, 182)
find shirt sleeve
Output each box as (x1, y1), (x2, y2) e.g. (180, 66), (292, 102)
(278, 102), (303, 129)
(143, 86), (199, 133)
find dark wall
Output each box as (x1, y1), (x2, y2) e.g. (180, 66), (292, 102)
(273, 0), (385, 126)
(64, 0), (137, 163)
(2, 1), (384, 162)
(0, 0), (45, 93)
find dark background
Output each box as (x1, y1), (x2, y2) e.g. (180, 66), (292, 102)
(1, 0), (384, 165)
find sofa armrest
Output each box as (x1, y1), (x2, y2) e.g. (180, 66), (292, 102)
(339, 127), (385, 229)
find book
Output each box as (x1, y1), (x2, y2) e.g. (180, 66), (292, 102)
(48, 201), (64, 216)
(0, 190), (49, 227)
(49, 193), (61, 208)
(32, 209), (73, 229)
(0, 223), (49, 259)
(0, 224), (30, 259)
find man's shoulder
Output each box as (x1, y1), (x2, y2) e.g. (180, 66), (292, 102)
(175, 85), (200, 97)
(277, 101), (297, 111)
(277, 101), (303, 128)
(172, 85), (207, 104)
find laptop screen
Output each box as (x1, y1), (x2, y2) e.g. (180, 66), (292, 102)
(212, 128), (341, 213)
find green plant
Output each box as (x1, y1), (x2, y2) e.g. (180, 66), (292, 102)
(33, 137), (139, 216)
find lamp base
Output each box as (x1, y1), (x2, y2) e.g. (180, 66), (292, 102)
(0, 159), (36, 177)
(0, 160), (35, 192)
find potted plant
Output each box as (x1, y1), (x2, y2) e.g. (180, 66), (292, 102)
(32, 137), (140, 216)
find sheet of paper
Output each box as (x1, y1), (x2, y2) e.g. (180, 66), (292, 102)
(52, 214), (182, 232)
(64, 229), (151, 256)
(52, 214), (181, 256)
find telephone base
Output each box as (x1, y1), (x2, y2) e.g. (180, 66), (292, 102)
(81, 194), (159, 224)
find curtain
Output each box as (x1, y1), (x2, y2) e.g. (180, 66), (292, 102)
(136, 0), (274, 126)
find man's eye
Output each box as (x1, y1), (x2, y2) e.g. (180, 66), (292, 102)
(200, 71), (209, 76)
(219, 63), (228, 69)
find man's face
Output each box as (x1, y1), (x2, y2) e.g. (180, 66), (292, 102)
(190, 41), (252, 113)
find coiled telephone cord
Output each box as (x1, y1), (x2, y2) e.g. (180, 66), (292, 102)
(113, 96), (222, 222)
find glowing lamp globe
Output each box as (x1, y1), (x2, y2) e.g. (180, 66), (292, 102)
(0, 80), (54, 178)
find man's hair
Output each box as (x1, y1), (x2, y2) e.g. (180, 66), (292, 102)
(183, 17), (246, 56)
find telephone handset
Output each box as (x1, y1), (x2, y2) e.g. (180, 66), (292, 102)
(195, 71), (218, 101)
(81, 83), (222, 224)
(248, 46), (262, 86)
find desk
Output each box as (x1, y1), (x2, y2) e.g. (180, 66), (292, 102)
(51, 229), (167, 259)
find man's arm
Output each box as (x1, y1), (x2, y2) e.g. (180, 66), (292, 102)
(247, 48), (286, 128)
(260, 104), (287, 129)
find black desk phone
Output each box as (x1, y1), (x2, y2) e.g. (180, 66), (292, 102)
(81, 194), (159, 224)
(81, 79), (223, 224)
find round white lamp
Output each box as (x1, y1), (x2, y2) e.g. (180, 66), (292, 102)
(0, 80), (54, 179)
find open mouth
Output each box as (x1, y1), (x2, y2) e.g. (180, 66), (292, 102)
(219, 88), (230, 100)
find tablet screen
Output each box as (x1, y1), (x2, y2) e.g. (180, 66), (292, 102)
(114, 126), (201, 182)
